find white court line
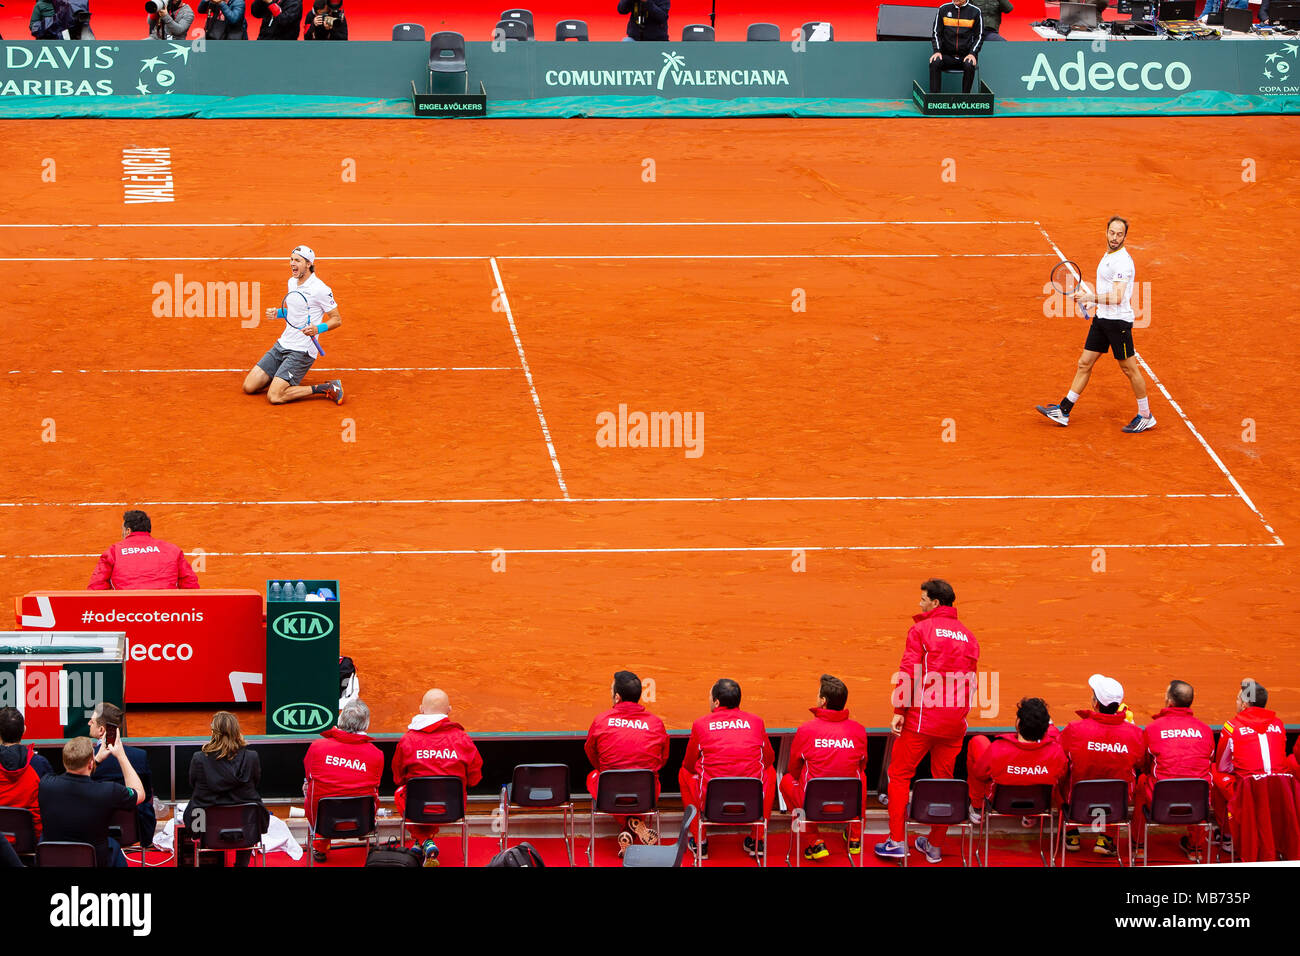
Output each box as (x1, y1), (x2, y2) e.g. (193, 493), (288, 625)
(7, 367), (513, 375)
(1035, 221), (1283, 547)
(0, 219), (1041, 229)
(489, 256), (569, 500)
(0, 493), (1236, 508)
(0, 541), (1284, 559)
(0, 253), (1056, 263)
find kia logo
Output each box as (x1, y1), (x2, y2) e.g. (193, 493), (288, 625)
(271, 702), (333, 733)
(271, 611), (334, 641)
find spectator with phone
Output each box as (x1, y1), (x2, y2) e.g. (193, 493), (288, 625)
(198, 0), (246, 38)
(147, 0), (194, 39)
(250, 0), (300, 38)
(303, 0), (345, 38)
(89, 702), (156, 848)
(617, 0), (669, 40)
(39, 736), (147, 868)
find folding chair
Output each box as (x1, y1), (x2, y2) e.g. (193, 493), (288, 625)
(428, 32), (468, 95)
(555, 19), (588, 40)
(682, 24), (715, 40)
(400, 776), (470, 866)
(788, 777), (865, 867)
(0, 806), (38, 866)
(1141, 778), (1211, 865)
(308, 795), (377, 867)
(802, 21), (834, 40)
(499, 7), (534, 38)
(36, 841), (98, 867)
(107, 806), (154, 867)
(976, 783), (1054, 867)
(493, 19), (529, 41)
(1058, 779), (1132, 866)
(189, 803), (266, 867)
(697, 777), (768, 867)
(500, 764), (575, 867)
(746, 22), (780, 40)
(392, 22), (424, 40)
(903, 778), (973, 866)
(588, 769), (659, 866)
(623, 807), (697, 868)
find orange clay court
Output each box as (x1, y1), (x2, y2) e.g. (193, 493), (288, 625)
(0, 117), (1297, 738)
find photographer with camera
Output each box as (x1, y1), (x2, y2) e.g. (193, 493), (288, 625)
(302, 0), (345, 39)
(146, 0), (194, 39)
(250, 0), (300, 38)
(198, 0), (246, 38)
(617, 0), (669, 41)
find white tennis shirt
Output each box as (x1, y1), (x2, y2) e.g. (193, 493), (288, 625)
(277, 273), (336, 357)
(1094, 247), (1135, 323)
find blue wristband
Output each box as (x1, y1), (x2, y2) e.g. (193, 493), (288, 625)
(316, 323), (328, 334)
(275, 308), (286, 319)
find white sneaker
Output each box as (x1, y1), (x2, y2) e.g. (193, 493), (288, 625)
(1122, 414), (1157, 433)
(1036, 404), (1070, 426)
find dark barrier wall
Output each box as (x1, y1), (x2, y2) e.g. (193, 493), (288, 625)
(2, 40), (1298, 103)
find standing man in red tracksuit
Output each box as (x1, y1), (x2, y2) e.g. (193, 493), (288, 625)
(87, 510), (199, 589)
(679, 678), (775, 860)
(1058, 673), (1144, 857)
(391, 688), (483, 848)
(1212, 678), (1289, 855)
(966, 696), (1068, 821)
(584, 670), (669, 852)
(876, 578), (980, 864)
(779, 674), (868, 862)
(1134, 679), (1213, 862)
(302, 699), (383, 862)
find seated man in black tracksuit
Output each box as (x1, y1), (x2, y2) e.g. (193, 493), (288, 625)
(930, 0), (984, 94)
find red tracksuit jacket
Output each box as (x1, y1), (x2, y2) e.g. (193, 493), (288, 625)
(786, 707), (869, 787)
(1215, 706), (1288, 778)
(87, 531), (199, 590)
(969, 733), (1069, 806)
(682, 707), (774, 792)
(893, 605), (980, 738)
(392, 716), (483, 790)
(0, 744), (43, 835)
(1141, 706), (1214, 782)
(1059, 709), (1145, 796)
(584, 701), (669, 772)
(303, 727), (384, 818)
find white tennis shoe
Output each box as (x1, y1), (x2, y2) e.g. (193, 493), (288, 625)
(1035, 404), (1069, 426)
(1122, 414), (1156, 433)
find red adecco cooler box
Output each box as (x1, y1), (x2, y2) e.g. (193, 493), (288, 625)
(15, 590), (265, 705)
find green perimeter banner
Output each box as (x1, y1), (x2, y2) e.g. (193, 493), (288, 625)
(0, 39), (1297, 109)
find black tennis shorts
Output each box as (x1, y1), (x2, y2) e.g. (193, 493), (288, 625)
(1084, 317), (1135, 361)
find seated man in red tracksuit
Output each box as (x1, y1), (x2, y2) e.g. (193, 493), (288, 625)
(678, 678), (775, 860)
(1212, 678), (1289, 855)
(779, 674), (868, 862)
(876, 578), (980, 864)
(391, 688), (483, 849)
(966, 696), (1068, 825)
(584, 669), (669, 852)
(302, 698), (383, 862)
(1058, 673), (1144, 857)
(87, 509), (199, 590)
(1135, 679), (1214, 861)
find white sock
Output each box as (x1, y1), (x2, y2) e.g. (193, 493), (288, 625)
(1137, 397), (1150, 418)
(1067, 390), (1081, 404)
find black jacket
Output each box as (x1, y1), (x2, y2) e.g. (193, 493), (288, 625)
(617, 0), (669, 41)
(183, 747), (270, 834)
(303, 1), (346, 39)
(932, 1), (984, 56)
(251, 0), (299, 39)
(92, 741), (157, 847)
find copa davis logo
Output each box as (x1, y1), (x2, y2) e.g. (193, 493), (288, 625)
(0, 40), (196, 97)
(544, 50), (791, 93)
(1258, 42), (1299, 94)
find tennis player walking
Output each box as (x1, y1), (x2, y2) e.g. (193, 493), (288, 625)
(242, 244), (344, 406)
(1036, 217), (1155, 433)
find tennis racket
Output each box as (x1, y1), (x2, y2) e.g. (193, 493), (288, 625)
(278, 289), (325, 356)
(1049, 259), (1093, 320)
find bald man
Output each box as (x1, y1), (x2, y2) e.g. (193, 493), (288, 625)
(391, 689), (483, 846)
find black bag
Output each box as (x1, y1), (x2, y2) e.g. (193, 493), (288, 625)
(339, 655), (357, 698)
(487, 842), (545, 867)
(365, 838), (423, 867)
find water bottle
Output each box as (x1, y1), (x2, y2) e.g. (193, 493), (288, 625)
(421, 839), (440, 867)
(294, 581), (307, 601)
(269, 582), (282, 602)
(281, 581), (295, 601)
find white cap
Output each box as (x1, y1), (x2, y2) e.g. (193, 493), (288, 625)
(291, 244), (316, 264)
(1088, 673), (1124, 708)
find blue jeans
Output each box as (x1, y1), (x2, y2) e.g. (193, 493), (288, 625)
(108, 836), (127, 868)
(1200, 0), (1248, 14)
